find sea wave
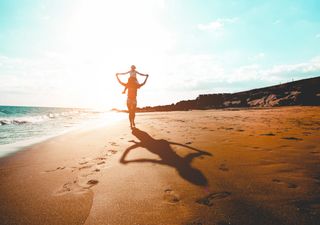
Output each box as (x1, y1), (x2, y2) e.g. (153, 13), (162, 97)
(0, 116), (49, 125)
(0, 110), (85, 126)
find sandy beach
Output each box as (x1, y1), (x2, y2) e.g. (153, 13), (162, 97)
(0, 106), (319, 225)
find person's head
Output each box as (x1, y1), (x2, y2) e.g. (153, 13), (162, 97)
(131, 65), (136, 70)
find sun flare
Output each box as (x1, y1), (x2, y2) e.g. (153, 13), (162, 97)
(50, 0), (170, 109)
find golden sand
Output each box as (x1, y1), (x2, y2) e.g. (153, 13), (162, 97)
(0, 107), (319, 225)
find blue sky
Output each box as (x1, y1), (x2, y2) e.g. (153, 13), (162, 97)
(0, 0), (319, 108)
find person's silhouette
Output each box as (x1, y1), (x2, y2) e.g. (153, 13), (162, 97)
(120, 128), (212, 186)
(116, 66), (149, 128)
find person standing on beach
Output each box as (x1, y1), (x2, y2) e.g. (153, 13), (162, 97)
(116, 67), (149, 128)
(116, 65), (148, 94)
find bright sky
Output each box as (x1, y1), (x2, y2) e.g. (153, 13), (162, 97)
(0, 0), (319, 109)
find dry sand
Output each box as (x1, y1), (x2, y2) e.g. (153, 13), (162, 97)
(0, 106), (319, 225)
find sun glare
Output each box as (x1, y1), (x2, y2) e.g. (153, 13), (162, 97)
(52, 0), (170, 109)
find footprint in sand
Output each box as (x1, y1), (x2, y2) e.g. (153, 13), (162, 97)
(219, 163), (229, 172)
(54, 180), (86, 196)
(106, 149), (117, 155)
(79, 172), (94, 178)
(261, 133), (276, 136)
(55, 182), (74, 194)
(86, 179), (99, 188)
(287, 183), (298, 188)
(78, 164), (94, 170)
(280, 145), (290, 148)
(310, 151), (320, 155)
(95, 157), (107, 161)
(109, 142), (119, 146)
(45, 166), (66, 173)
(196, 192), (231, 207)
(306, 145), (319, 154)
(55, 179), (99, 195)
(272, 179), (298, 189)
(282, 137), (303, 141)
(163, 189), (180, 203)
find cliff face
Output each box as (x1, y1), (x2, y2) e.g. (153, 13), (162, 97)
(137, 76), (320, 112)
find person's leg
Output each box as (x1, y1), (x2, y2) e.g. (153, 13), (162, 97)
(129, 111), (134, 127)
(127, 98), (137, 128)
(127, 101), (133, 127)
(132, 102), (137, 127)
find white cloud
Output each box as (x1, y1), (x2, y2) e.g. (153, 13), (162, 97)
(229, 56), (320, 83)
(261, 57), (320, 80)
(232, 56), (320, 83)
(158, 54), (320, 94)
(0, 0), (176, 108)
(1, 52), (319, 107)
(0, 54), (123, 107)
(197, 17), (238, 31)
(198, 21), (223, 31)
(248, 52), (265, 61)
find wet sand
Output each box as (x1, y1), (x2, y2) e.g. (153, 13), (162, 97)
(0, 106), (319, 225)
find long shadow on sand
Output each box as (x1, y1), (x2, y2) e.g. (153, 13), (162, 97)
(120, 128), (212, 186)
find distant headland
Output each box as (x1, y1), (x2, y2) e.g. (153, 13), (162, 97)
(119, 76), (319, 112)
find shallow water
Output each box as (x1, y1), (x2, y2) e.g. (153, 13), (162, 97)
(0, 105), (125, 157)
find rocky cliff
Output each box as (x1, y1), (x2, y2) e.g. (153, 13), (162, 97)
(137, 76), (320, 112)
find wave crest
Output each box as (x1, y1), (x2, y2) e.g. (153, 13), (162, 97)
(0, 110), (83, 126)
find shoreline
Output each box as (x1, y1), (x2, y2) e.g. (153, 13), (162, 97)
(0, 111), (127, 159)
(0, 107), (319, 225)
(2, 106), (312, 159)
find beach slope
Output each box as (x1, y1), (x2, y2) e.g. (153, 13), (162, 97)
(0, 107), (319, 225)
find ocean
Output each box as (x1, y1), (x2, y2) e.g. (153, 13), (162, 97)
(0, 105), (125, 158)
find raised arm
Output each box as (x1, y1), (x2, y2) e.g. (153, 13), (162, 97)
(116, 71), (130, 75)
(169, 141), (212, 156)
(138, 75), (149, 88)
(136, 71), (148, 77)
(116, 74), (126, 86)
(119, 143), (140, 164)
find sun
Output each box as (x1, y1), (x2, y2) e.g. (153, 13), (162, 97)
(55, 0), (170, 109)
